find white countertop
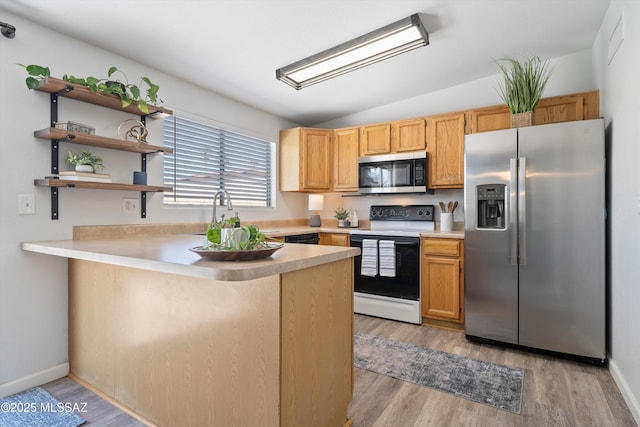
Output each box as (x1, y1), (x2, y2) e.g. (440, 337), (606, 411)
(21, 234), (360, 282)
(260, 224), (465, 240)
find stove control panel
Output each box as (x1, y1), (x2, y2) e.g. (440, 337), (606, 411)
(369, 205), (434, 221)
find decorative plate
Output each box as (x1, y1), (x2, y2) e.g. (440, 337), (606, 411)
(189, 242), (284, 261)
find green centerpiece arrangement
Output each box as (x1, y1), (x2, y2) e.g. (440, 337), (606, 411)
(494, 55), (553, 128)
(191, 217), (282, 261)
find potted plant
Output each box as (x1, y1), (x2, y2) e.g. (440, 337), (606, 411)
(66, 150), (104, 173)
(494, 55), (553, 128)
(334, 207), (350, 227)
(19, 64), (162, 114)
(63, 66), (161, 114)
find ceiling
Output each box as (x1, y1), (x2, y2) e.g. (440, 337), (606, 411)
(2, 0), (610, 126)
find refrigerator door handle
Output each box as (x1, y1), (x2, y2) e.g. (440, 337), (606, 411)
(509, 158), (518, 265)
(518, 157), (527, 265)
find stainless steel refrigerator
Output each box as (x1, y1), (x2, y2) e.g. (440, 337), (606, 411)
(464, 119), (605, 364)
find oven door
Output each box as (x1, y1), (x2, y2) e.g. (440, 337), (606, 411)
(350, 234), (420, 300)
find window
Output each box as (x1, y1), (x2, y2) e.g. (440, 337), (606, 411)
(163, 116), (274, 207)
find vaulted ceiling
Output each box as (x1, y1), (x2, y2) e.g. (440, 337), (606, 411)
(2, 0), (610, 126)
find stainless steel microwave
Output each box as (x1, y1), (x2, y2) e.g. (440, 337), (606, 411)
(358, 151), (427, 194)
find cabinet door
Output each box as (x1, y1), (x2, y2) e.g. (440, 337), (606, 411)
(427, 113), (465, 188)
(280, 127), (332, 192)
(300, 128), (332, 191)
(319, 233), (350, 246)
(333, 127), (359, 192)
(422, 256), (461, 321)
(534, 93), (586, 125)
(360, 124), (391, 156)
(391, 118), (426, 152)
(466, 90), (599, 134)
(466, 105), (510, 134)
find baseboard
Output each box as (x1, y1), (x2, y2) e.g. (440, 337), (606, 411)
(609, 359), (640, 425)
(0, 363), (69, 399)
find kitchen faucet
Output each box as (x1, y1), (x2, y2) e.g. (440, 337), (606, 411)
(211, 189), (234, 228)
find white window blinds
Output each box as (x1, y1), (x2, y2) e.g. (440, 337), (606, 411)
(163, 116), (274, 207)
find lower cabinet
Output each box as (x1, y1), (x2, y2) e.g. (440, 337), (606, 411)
(319, 232), (350, 246)
(421, 238), (464, 323)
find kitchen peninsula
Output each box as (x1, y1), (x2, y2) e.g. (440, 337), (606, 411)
(22, 232), (359, 427)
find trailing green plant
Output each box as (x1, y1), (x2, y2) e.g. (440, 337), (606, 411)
(494, 55), (553, 114)
(66, 150), (104, 171)
(63, 66), (161, 114)
(18, 64), (161, 114)
(334, 207), (350, 220)
(18, 63), (51, 89)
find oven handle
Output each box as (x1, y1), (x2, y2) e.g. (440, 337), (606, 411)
(351, 236), (419, 246)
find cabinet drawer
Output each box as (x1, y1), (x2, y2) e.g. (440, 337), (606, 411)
(422, 238), (461, 257)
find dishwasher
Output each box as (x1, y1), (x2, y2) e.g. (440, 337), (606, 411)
(284, 233), (319, 244)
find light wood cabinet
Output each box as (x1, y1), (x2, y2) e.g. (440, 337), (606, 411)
(319, 232), (350, 246)
(279, 127), (332, 192)
(421, 238), (464, 323)
(360, 123), (391, 156)
(391, 118), (426, 152)
(466, 90), (600, 134)
(333, 127), (360, 192)
(426, 113), (465, 189)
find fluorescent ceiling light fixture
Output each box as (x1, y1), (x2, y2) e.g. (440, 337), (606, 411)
(276, 14), (428, 90)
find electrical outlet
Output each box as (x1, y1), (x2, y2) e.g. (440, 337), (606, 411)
(18, 193), (35, 215)
(123, 198), (139, 214)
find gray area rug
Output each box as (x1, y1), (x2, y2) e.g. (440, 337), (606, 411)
(0, 387), (86, 426)
(354, 332), (524, 414)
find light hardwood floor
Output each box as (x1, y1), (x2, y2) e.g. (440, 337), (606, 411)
(43, 313), (637, 426)
(42, 377), (147, 426)
(350, 314), (637, 427)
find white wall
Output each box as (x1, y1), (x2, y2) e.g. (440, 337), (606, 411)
(593, 1), (640, 423)
(0, 11), (300, 396)
(317, 49), (595, 129)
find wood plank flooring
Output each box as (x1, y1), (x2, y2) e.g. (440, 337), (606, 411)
(350, 314), (637, 427)
(42, 377), (147, 426)
(41, 314), (637, 426)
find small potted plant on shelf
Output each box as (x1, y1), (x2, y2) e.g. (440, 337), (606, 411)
(66, 150), (104, 173)
(494, 55), (553, 128)
(334, 207), (350, 227)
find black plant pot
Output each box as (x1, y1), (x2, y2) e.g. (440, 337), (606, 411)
(105, 80), (126, 94)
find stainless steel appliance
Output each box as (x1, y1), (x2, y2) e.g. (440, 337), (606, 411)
(358, 151), (427, 194)
(351, 204), (434, 324)
(464, 119), (606, 364)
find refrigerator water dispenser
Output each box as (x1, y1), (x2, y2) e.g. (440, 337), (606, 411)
(476, 184), (506, 229)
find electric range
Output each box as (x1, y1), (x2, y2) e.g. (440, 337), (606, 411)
(350, 205), (434, 324)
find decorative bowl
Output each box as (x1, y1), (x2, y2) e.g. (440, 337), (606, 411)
(189, 242), (283, 261)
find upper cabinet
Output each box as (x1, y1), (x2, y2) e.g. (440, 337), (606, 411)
(427, 113), (465, 189)
(391, 118), (426, 152)
(333, 127), (360, 192)
(360, 123), (391, 156)
(279, 127), (332, 192)
(466, 90), (600, 134)
(279, 90), (599, 193)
